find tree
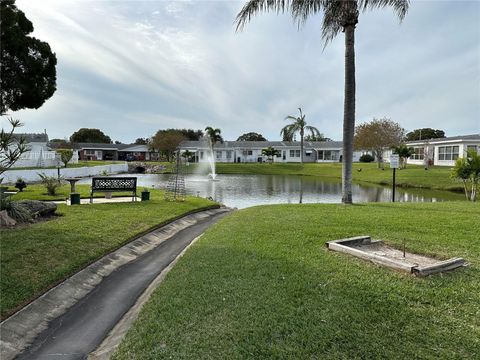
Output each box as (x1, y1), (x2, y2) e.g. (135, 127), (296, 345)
(392, 144), (414, 169)
(1, 0), (57, 114)
(304, 134), (331, 142)
(181, 150), (194, 162)
(237, 132), (267, 141)
(354, 118), (405, 168)
(70, 128), (112, 144)
(1, 118), (27, 179)
(56, 149), (73, 168)
(405, 128), (446, 141)
(205, 127), (223, 147)
(134, 137), (149, 145)
(451, 150), (480, 201)
(262, 146), (281, 163)
(159, 129), (203, 141)
(280, 108), (320, 164)
(150, 130), (185, 162)
(236, 0), (409, 204)
(114, 140), (122, 144)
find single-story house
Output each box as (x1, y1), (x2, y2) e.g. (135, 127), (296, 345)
(383, 134), (480, 167)
(178, 140), (363, 163)
(73, 143), (158, 161)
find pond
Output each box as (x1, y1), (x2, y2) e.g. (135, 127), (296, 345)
(78, 174), (463, 209)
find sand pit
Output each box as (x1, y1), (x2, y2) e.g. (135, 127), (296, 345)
(326, 236), (466, 276)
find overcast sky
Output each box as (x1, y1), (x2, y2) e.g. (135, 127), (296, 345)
(3, 0), (480, 142)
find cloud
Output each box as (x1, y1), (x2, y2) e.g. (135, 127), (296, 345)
(4, 0), (479, 142)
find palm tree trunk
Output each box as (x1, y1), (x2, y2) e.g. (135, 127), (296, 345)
(300, 129), (304, 164)
(342, 24), (356, 204)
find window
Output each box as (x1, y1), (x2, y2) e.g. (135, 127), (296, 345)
(305, 150), (312, 157)
(290, 150), (295, 157)
(247, 150), (253, 156)
(289, 150), (301, 157)
(85, 149), (96, 155)
(438, 146), (459, 161)
(200, 151), (204, 160)
(226, 150), (232, 159)
(216, 151), (222, 159)
(318, 150), (340, 160)
(411, 147), (424, 160)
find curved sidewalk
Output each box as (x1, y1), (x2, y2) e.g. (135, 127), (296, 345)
(1, 208), (230, 360)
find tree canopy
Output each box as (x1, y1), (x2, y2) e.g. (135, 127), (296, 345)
(354, 118), (405, 168)
(157, 128), (203, 141)
(70, 128), (112, 144)
(0, 0), (57, 114)
(205, 127), (223, 147)
(237, 132), (267, 141)
(304, 134), (332, 142)
(134, 137), (149, 145)
(405, 128), (446, 141)
(150, 130), (186, 162)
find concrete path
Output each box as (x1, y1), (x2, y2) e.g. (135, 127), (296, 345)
(14, 209), (229, 360)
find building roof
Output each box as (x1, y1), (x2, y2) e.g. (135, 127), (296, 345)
(179, 140), (343, 149)
(406, 134), (480, 145)
(72, 143), (151, 151)
(13, 133), (49, 143)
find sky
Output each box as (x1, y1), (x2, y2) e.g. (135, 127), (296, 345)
(2, 0), (479, 143)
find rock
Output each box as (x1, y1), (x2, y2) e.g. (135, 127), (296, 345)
(0, 210), (16, 227)
(9, 200), (57, 222)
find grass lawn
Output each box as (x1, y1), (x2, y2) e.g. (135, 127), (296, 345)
(213, 163), (462, 192)
(113, 202), (480, 359)
(0, 190), (216, 319)
(8, 184), (133, 201)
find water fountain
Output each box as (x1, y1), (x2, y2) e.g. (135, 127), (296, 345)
(205, 137), (219, 181)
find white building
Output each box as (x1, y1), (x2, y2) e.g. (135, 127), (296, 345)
(8, 133), (78, 168)
(383, 134), (480, 167)
(179, 140), (363, 163)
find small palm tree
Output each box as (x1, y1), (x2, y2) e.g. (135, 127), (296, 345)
(393, 144), (414, 169)
(262, 146), (281, 163)
(204, 126), (223, 148)
(236, 0), (409, 204)
(280, 108), (320, 164)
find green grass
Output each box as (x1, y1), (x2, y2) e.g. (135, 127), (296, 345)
(8, 184), (133, 201)
(213, 163), (462, 192)
(0, 190), (216, 319)
(113, 202), (480, 359)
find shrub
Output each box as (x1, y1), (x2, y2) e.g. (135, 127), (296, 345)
(38, 173), (63, 196)
(359, 154), (374, 163)
(15, 178), (27, 192)
(56, 149), (74, 168)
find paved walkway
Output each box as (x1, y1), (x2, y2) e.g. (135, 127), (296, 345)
(54, 196), (141, 205)
(15, 209), (229, 360)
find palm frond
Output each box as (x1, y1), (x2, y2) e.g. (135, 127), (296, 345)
(358, 0), (409, 20)
(235, 0), (290, 32)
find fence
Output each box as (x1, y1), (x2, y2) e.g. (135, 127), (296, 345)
(1, 163), (128, 184)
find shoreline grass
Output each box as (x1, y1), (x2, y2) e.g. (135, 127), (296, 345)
(0, 190), (216, 319)
(113, 202), (480, 359)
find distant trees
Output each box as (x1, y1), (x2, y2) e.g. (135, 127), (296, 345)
(354, 118), (405, 168)
(1, 0), (57, 114)
(70, 128), (112, 144)
(134, 138), (149, 145)
(262, 146), (280, 163)
(304, 134), (331, 142)
(150, 130), (185, 162)
(405, 128), (446, 141)
(451, 149), (480, 201)
(392, 144), (414, 169)
(280, 108), (320, 164)
(159, 129), (203, 141)
(237, 132), (267, 141)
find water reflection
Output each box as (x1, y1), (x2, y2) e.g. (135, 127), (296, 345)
(78, 174), (461, 209)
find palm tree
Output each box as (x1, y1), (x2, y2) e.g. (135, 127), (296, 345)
(280, 108), (320, 164)
(204, 126), (223, 148)
(236, 0), (409, 204)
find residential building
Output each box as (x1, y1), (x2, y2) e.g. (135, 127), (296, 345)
(73, 143), (158, 161)
(383, 134), (480, 167)
(178, 140), (363, 163)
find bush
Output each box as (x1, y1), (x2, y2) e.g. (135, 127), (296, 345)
(359, 154), (375, 163)
(38, 173), (63, 196)
(56, 149), (73, 168)
(15, 178), (27, 192)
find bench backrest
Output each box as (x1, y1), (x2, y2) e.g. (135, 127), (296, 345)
(91, 177), (137, 192)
